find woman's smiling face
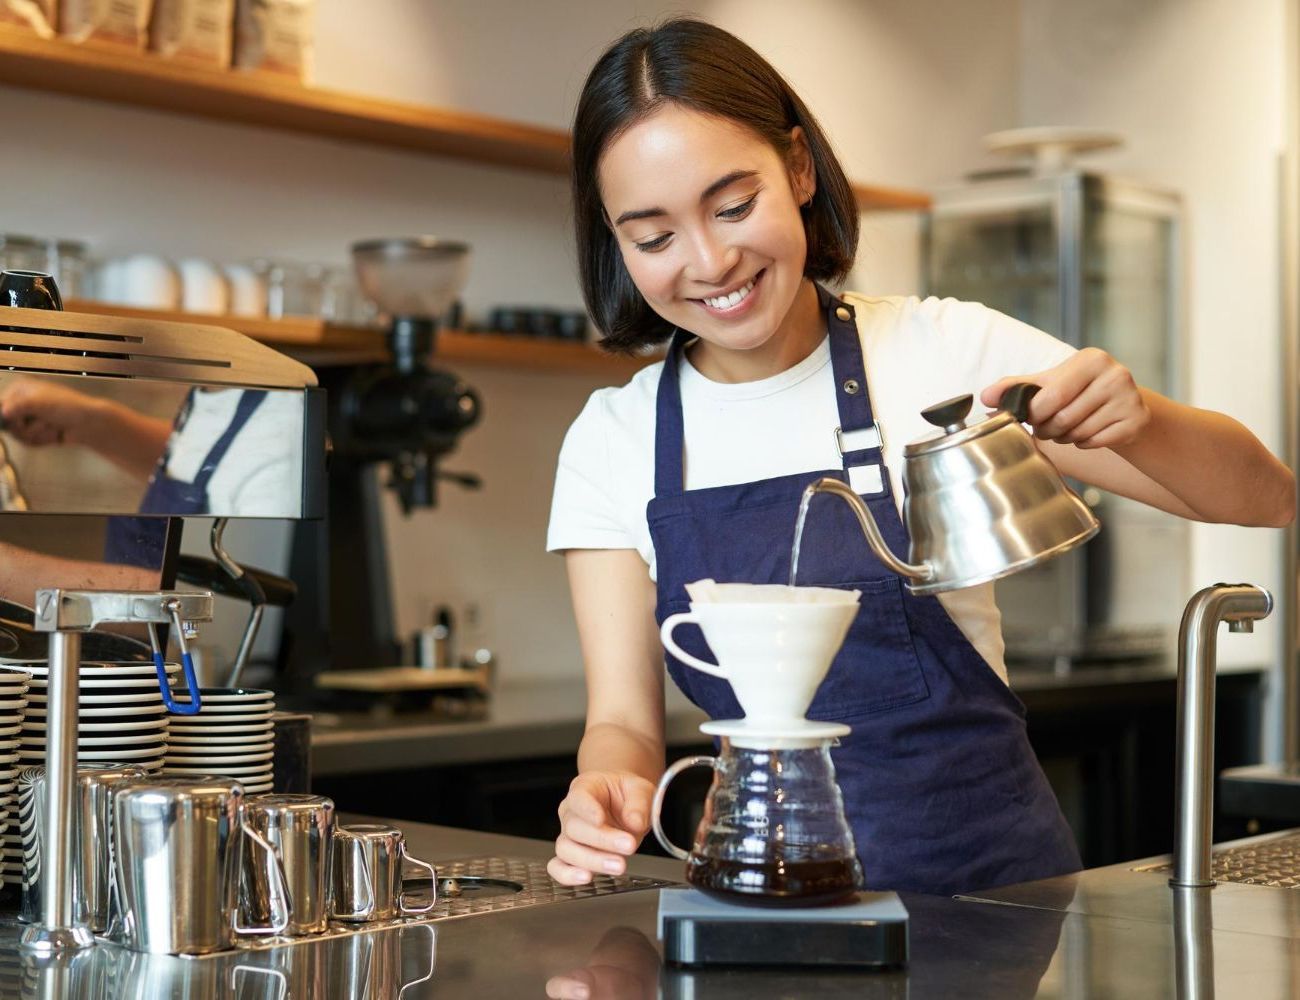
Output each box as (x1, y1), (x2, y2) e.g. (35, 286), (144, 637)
(598, 103), (816, 358)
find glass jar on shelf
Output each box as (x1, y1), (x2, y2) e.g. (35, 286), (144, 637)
(0, 234), (45, 273)
(46, 240), (88, 300)
(265, 261), (316, 319)
(319, 265), (357, 324)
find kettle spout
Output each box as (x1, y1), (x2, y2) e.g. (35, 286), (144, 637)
(793, 477), (934, 586)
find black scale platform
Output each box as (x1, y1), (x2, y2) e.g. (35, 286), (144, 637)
(657, 888), (909, 969)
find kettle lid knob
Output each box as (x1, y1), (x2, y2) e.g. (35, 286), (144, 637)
(920, 394), (973, 434)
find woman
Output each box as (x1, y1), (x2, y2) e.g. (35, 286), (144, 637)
(545, 18), (1294, 894)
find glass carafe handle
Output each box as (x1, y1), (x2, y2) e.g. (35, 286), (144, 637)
(651, 756), (718, 861)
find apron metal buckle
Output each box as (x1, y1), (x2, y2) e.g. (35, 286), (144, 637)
(834, 424), (882, 455)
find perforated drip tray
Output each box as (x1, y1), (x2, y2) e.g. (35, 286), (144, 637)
(1133, 832), (1300, 887)
(191, 855), (675, 957)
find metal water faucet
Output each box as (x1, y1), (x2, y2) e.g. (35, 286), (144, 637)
(1171, 583), (1273, 888)
(20, 588), (213, 955)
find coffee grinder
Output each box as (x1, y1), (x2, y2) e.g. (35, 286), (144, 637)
(280, 238), (481, 688)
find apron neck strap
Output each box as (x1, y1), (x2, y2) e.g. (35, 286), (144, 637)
(652, 287), (883, 498)
(653, 329), (692, 498)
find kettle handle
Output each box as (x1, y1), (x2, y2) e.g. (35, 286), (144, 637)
(996, 383), (1041, 424)
(651, 756), (718, 861)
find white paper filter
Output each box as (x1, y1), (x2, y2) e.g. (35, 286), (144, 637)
(684, 579), (860, 605)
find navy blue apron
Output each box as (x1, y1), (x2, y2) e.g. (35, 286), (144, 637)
(104, 390), (268, 568)
(647, 288), (1081, 895)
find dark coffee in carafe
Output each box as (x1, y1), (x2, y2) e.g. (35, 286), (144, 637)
(686, 855), (861, 907)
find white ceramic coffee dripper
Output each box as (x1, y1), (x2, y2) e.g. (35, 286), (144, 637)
(659, 579), (860, 733)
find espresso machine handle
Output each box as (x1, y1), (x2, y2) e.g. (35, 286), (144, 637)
(175, 555), (297, 607)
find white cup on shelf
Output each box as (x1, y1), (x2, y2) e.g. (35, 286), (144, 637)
(94, 254), (182, 310)
(223, 262), (268, 317)
(177, 258), (230, 315)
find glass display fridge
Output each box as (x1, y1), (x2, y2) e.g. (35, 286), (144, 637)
(925, 170), (1187, 666)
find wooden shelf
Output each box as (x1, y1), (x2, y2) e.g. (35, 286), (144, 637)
(851, 183), (931, 212)
(0, 26), (930, 210)
(66, 301), (654, 378)
(0, 26), (569, 173)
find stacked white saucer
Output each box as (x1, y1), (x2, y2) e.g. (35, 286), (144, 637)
(16, 662), (178, 776)
(0, 667), (28, 887)
(163, 688), (275, 794)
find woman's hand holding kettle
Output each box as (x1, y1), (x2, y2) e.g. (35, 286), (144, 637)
(548, 770), (655, 886)
(982, 347), (1150, 450)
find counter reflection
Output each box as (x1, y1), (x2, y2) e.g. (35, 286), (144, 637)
(0, 919), (436, 999)
(545, 924), (911, 1000)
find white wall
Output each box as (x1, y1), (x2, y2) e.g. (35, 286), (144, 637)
(0, 1), (1022, 679)
(1017, 0), (1290, 751)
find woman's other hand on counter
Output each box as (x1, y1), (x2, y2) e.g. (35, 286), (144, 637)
(549, 770), (654, 886)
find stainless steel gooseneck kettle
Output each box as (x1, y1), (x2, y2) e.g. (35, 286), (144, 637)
(798, 384), (1100, 594)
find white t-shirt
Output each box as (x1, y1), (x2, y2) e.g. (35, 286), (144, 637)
(547, 295), (1077, 682)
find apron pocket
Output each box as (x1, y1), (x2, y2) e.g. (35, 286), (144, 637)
(805, 576), (931, 722)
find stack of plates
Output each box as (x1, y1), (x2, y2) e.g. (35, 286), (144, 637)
(0, 667), (28, 888)
(163, 688), (275, 794)
(16, 662), (178, 777)
(17, 765), (41, 918)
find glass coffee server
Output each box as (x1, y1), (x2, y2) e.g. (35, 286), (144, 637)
(925, 157), (1187, 667)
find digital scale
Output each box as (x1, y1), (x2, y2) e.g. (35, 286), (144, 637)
(658, 887), (909, 969)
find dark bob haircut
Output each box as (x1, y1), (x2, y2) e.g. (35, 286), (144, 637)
(572, 18), (860, 354)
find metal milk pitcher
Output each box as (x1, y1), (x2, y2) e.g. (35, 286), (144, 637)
(799, 384), (1099, 594)
(113, 777), (291, 954)
(18, 763), (147, 933)
(330, 824), (438, 922)
(242, 793), (335, 935)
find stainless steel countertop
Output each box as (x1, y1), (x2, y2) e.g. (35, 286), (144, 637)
(308, 661), (1267, 777)
(6, 819), (1299, 997)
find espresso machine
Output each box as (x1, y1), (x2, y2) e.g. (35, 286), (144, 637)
(0, 274), (326, 954)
